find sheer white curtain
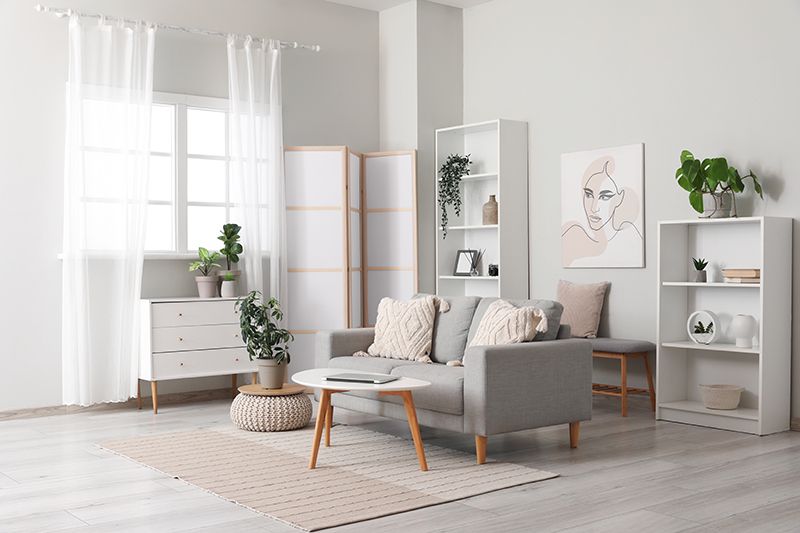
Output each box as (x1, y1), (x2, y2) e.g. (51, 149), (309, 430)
(62, 15), (155, 406)
(227, 36), (287, 315)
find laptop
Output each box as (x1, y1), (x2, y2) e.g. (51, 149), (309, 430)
(323, 373), (399, 384)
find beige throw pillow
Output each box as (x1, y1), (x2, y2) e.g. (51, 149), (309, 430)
(468, 300), (549, 347)
(363, 296), (436, 362)
(557, 279), (609, 338)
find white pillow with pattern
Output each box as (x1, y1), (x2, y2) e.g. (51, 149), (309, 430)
(468, 299), (548, 347)
(357, 296), (437, 362)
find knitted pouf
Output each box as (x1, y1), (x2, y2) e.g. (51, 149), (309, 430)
(230, 391), (312, 432)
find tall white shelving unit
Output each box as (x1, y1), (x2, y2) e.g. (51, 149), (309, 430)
(434, 119), (529, 299)
(656, 216), (792, 435)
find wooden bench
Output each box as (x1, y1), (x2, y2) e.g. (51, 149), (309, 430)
(590, 338), (656, 417)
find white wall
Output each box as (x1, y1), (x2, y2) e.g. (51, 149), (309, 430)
(0, 0), (378, 411)
(463, 0), (800, 414)
(379, 2), (418, 151)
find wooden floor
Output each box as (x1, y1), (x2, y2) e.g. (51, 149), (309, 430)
(1, 395), (799, 532)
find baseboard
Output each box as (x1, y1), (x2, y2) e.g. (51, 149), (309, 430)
(0, 387), (237, 422)
(792, 417), (800, 432)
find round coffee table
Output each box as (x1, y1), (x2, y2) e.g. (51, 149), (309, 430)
(230, 384), (312, 432)
(292, 368), (431, 471)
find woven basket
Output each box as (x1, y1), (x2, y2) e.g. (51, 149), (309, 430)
(700, 384), (743, 410)
(230, 392), (312, 432)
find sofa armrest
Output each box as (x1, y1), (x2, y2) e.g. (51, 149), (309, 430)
(315, 328), (375, 367)
(463, 338), (592, 436)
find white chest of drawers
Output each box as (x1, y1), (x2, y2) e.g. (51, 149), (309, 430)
(138, 297), (256, 413)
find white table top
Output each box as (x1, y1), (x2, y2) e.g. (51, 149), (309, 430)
(292, 368), (430, 392)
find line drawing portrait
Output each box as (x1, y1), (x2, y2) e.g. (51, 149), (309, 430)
(561, 144), (644, 268)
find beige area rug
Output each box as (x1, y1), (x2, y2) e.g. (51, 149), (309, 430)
(100, 425), (557, 531)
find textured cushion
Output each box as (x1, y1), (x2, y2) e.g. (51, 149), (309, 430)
(416, 294), (480, 363)
(590, 338), (656, 354)
(329, 356), (418, 375)
(557, 280), (609, 338)
(366, 296), (436, 361)
(468, 300), (548, 347)
(468, 298), (563, 343)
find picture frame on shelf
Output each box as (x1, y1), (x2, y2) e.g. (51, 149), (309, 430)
(453, 249), (478, 276)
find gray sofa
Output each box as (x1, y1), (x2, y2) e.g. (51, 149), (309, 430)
(315, 296), (593, 464)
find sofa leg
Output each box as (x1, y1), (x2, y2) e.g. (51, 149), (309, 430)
(475, 435), (487, 465)
(569, 422), (580, 449)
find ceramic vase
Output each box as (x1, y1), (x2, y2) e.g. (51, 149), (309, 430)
(729, 314), (757, 348)
(482, 195), (498, 225)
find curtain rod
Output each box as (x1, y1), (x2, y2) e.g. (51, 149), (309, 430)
(34, 4), (321, 52)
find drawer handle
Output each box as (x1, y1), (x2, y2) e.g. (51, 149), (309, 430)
(180, 362), (184, 366)
(178, 337), (183, 342)
(235, 358), (239, 362)
(234, 333), (239, 338)
(178, 313), (183, 317)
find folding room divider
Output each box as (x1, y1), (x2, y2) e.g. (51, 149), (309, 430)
(284, 147), (418, 371)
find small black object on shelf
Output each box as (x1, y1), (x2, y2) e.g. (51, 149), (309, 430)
(488, 264), (499, 277)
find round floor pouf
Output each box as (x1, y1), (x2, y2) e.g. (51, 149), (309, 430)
(230, 384), (312, 432)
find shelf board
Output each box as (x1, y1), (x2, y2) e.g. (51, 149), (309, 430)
(661, 340), (759, 354)
(439, 275), (498, 280)
(461, 173), (497, 182)
(659, 217), (763, 226)
(662, 281), (760, 288)
(442, 224), (498, 231)
(659, 400), (758, 421)
(436, 119), (498, 136)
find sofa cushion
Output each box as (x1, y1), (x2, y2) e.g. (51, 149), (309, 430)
(417, 294), (481, 363)
(367, 296), (436, 362)
(329, 356), (418, 375)
(389, 364), (464, 415)
(468, 298), (564, 344)
(469, 299), (548, 347)
(557, 280), (609, 338)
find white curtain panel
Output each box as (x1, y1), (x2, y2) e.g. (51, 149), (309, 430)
(62, 15), (155, 406)
(227, 36), (288, 318)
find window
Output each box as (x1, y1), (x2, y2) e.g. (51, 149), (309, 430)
(81, 92), (245, 254)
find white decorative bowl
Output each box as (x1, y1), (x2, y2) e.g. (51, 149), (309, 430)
(700, 384), (743, 410)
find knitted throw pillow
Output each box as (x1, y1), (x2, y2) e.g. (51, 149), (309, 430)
(468, 300), (548, 347)
(362, 296), (436, 362)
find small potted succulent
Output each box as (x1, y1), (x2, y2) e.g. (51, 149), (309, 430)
(218, 223), (243, 291)
(220, 272), (237, 298)
(692, 258), (708, 283)
(236, 291), (293, 389)
(189, 247), (221, 298)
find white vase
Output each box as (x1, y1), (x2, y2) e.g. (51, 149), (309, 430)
(729, 314), (757, 348)
(195, 275), (218, 298)
(220, 280), (237, 298)
(256, 359), (286, 390)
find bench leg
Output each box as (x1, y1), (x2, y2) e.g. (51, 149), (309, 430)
(642, 352), (656, 411)
(569, 422), (580, 449)
(475, 435), (487, 465)
(620, 355), (628, 417)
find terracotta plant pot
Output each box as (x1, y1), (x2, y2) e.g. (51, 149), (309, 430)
(195, 275), (219, 298)
(256, 359), (286, 390)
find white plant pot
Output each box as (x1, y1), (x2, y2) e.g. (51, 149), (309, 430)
(195, 275), (219, 298)
(256, 359), (286, 390)
(220, 280), (237, 298)
(693, 270), (707, 283)
(701, 192), (734, 218)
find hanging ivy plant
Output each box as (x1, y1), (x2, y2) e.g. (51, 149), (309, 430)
(438, 153), (471, 238)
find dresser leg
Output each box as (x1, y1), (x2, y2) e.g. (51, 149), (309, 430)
(137, 380), (142, 410)
(231, 375), (238, 398)
(151, 381), (158, 414)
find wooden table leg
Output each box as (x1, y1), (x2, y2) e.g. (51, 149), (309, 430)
(309, 389), (331, 469)
(620, 355), (628, 417)
(137, 380), (142, 410)
(325, 403), (333, 447)
(400, 391), (428, 471)
(151, 381), (158, 415)
(642, 352), (656, 412)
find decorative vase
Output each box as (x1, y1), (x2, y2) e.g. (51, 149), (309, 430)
(701, 192), (733, 218)
(694, 270), (707, 283)
(220, 280), (237, 298)
(729, 314), (757, 348)
(256, 359), (286, 390)
(482, 195), (498, 225)
(195, 275), (219, 298)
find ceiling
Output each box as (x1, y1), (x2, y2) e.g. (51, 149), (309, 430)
(324, 0), (493, 11)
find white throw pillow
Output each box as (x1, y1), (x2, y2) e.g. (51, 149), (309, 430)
(364, 296), (436, 362)
(468, 300), (548, 347)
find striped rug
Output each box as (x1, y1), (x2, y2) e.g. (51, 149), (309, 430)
(100, 425), (557, 531)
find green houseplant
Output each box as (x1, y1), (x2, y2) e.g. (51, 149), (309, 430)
(218, 223), (243, 270)
(236, 291), (293, 389)
(438, 154), (472, 237)
(692, 257), (708, 283)
(675, 150), (763, 218)
(188, 247), (221, 298)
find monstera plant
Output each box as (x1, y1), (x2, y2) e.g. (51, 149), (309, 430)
(675, 150), (763, 217)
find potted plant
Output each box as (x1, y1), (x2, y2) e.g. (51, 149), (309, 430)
(218, 223), (243, 285)
(438, 153), (471, 237)
(236, 291), (293, 389)
(189, 247), (221, 298)
(692, 257), (708, 282)
(691, 320), (714, 345)
(220, 272), (237, 298)
(675, 150), (763, 218)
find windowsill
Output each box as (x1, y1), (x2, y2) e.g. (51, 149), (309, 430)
(57, 252), (268, 260)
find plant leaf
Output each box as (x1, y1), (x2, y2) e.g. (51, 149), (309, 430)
(689, 190), (704, 213)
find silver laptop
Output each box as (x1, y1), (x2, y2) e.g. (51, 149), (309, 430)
(323, 373), (399, 384)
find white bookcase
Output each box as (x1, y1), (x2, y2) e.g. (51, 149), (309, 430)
(656, 216), (792, 435)
(434, 119), (529, 299)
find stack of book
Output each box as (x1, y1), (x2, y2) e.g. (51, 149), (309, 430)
(722, 268), (761, 284)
